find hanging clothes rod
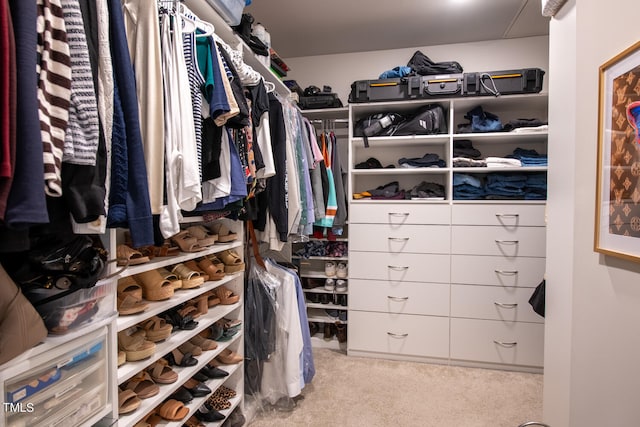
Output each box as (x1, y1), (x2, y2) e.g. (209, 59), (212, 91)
(309, 119), (349, 123)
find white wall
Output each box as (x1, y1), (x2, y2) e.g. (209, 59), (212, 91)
(284, 36), (549, 103)
(545, 0), (640, 426)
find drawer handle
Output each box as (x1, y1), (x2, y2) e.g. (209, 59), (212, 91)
(387, 332), (409, 338)
(495, 213), (520, 218)
(495, 240), (519, 245)
(493, 340), (518, 348)
(387, 296), (409, 302)
(495, 269), (518, 275)
(388, 237), (410, 242)
(494, 302), (518, 309)
(388, 265), (409, 271)
(388, 212), (410, 217)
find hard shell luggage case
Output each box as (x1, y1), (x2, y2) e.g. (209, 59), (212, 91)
(463, 68), (545, 96)
(298, 93), (343, 110)
(349, 75), (463, 103)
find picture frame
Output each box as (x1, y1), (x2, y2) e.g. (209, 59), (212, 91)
(595, 40), (640, 262)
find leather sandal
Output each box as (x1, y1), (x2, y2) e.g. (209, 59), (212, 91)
(186, 225), (218, 247)
(158, 399), (189, 421)
(117, 244), (150, 266)
(171, 230), (204, 253)
(214, 285), (240, 305)
(178, 341), (203, 357)
(215, 348), (243, 364)
(118, 329), (156, 362)
(186, 294), (209, 317)
(118, 276), (143, 300)
(184, 260), (209, 281)
(123, 371), (159, 399)
(171, 263), (205, 289)
(166, 348), (198, 367)
(201, 290), (221, 307)
(218, 249), (245, 273)
(118, 388), (141, 414)
(198, 257), (225, 281)
(157, 267), (182, 290)
(117, 293), (148, 316)
(183, 378), (211, 397)
(140, 316), (172, 342)
(163, 308), (198, 331)
(185, 415), (206, 427)
(133, 270), (174, 301)
(207, 222), (238, 242)
(189, 334), (218, 351)
(146, 359), (178, 384)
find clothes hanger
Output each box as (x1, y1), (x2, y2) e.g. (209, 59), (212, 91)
(178, 3), (215, 37)
(264, 80), (276, 93)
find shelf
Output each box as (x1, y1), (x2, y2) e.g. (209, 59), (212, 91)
(302, 286), (348, 295)
(298, 271), (345, 279)
(307, 308), (347, 324)
(350, 199), (449, 204)
(117, 333), (243, 427)
(351, 168), (449, 175)
(306, 236), (349, 242)
(351, 135), (449, 148)
(293, 255), (348, 261)
(453, 131), (548, 142)
(117, 302), (242, 384)
(306, 302), (348, 310)
(164, 363), (242, 427)
(117, 272), (243, 332)
(117, 240), (243, 280)
(183, 0), (290, 98)
(453, 166), (547, 173)
(299, 107), (349, 120)
(309, 335), (347, 351)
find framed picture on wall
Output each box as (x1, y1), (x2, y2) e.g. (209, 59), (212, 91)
(595, 40), (640, 262)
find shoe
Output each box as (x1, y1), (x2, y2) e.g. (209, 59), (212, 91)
(325, 261), (336, 277)
(336, 262), (348, 279)
(169, 387), (194, 403)
(195, 405), (225, 422)
(319, 293), (331, 304)
(324, 278), (335, 291)
(336, 324), (347, 343)
(183, 378), (211, 398)
(335, 279), (347, 292)
(307, 293), (320, 303)
(323, 323), (334, 339)
(200, 365), (229, 379)
(338, 311), (348, 322)
(308, 322), (319, 336)
(325, 309), (339, 318)
(338, 294), (348, 307)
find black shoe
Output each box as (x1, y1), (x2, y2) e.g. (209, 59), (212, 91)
(307, 293), (320, 303)
(184, 380), (211, 398)
(169, 387), (194, 403)
(308, 322), (319, 336)
(195, 406), (225, 422)
(200, 365), (229, 379)
(192, 371), (209, 383)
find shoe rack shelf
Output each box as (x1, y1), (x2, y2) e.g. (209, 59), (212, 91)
(118, 333), (243, 427)
(306, 308), (347, 324)
(292, 255), (348, 261)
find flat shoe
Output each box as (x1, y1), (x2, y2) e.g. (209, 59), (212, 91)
(200, 365), (229, 379)
(215, 348), (243, 365)
(158, 399), (189, 421)
(146, 359), (178, 384)
(118, 388), (141, 414)
(183, 378), (211, 397)
(123, 371), (159, 399)
(169, 387), (194, 403)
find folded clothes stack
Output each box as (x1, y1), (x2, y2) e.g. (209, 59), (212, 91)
(453, 173), (486, 200)
(398, 153), (446, 168)
(510, 148), (548, 167)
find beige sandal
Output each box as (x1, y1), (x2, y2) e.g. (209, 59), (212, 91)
(118, 329), (156, 362)
(171, 230), (204, 253)
(117, 244), (150, 266)
(118, 388), (141, 414)
(186, 225), (217, 246)
(189, 334), (218, 351)
(198, 257), (225, 280)
(178, 341), (203, 357)
(134, 269), (175, 301)
(215, 348), (243, 364)
(171, 263), (205, 289)
(123, 371), (159, 399)
(214, 285), (240, 305)
(207, 222), (238, 243)
(157, 267), (183, 290)
(218, 249), (245, 273)
(140, 316), (173, 342)
(146, 359), (178, 384)
(184, 260), (209, 281)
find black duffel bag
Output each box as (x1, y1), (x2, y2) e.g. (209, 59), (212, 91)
(407, 50), (463, 75)
(394, 104), (447, 136)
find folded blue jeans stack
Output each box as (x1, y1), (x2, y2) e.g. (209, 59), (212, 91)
(510, 148), (548, 167)
(453, 173), (485, 200)
(524, 173), (547, 200)
(485, 173), (527, 199)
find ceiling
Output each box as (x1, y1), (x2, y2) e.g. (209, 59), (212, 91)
(244, 0), (550, 59)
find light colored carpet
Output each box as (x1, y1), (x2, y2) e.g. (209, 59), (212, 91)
(246, 348), (543, 427)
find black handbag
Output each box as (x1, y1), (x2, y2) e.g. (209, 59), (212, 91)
(407, 50), (463, 76)
(528, 279), (546, 317)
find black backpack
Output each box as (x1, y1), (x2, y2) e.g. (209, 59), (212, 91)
(407, 50), (463, 76)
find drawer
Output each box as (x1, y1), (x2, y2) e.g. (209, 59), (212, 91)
(348, 311), (449, 359)
(451, 255), (546, 287)
(451, 225), (546, 257)
(452, 204), (546, 226)
(450, 318), (544, 367)
(451, 284), (544, 323)
(349, 203), (450, 225)
(349, 223), (450, 254)
(349, 251), (450, 283)
(349, 279), (449, 316)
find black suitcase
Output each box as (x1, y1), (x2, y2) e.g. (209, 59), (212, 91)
(349, 74), (463, 103)
(463, 68), (545, 97)
(298, 93), (343, 110)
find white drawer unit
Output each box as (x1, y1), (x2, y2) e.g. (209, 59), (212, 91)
(451, 255), (546, 287)
(348, 223), (450, 254)
(349, 251), (451, 283)
(451, 284), (544, 323)
(450, 318), (544, 367)
(452, 204), (546, 227)
(349, 203), (451, 225)
(349, 311), (449, 359)
(349, 279), (450, 316)
(451, 225), (546, 257)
